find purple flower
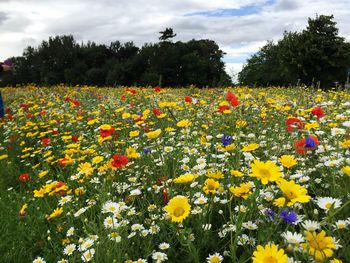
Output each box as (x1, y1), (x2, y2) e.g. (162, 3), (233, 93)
(264, 208), (276, 221)
(143, 148), (151, 154)
(305, 136), (317, 148)
(221, 135), (232, 146)
(280, 210), (298, 224)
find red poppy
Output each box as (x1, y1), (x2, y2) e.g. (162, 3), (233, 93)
(152, 108), (162, 116)
(100, 127), (115, 138)
(58, 157), (71, 167)
(52, 129), (59, 135)
(311, 106), (324, 119)
(286, 117), (304, 132)
(230, 98), (239, 108)
(184, 96), (192, 103)
(121, 95), (126, 101)
(154, 86), (161, 92)
(111, 154), (128, 168)
(226, 91), (239, 107)
(41, 138), (51, 146)
(26, 113), (33, 119)
(72, 135), (79, 142)
(5, 108), (12, 113)
(218, 105), (230, 113)
(19, 173), (30, 182)
(71, 99), (80, 106)
(20, 103), (29, 109)
(39, 110), (47, 116)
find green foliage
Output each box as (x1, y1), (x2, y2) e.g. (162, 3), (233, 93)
(238, 15), (350, 88)
(1, 34), (231, 87)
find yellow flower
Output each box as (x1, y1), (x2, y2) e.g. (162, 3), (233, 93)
(47, 207), (63, 220)
(38, 170), (49, 178)
(115, 107), (125, 113)
(279, 155), (298, 168)
(218, 143), (236, 152)
(126, 147), (140, 159)
(74, 187), (86, 196)
(157, 113), (167, 118)
(277, 179), (311, 206)
(236, 120), (247, 128)
(129, 130), (140, 137)
(92, 156), (104, 164)
(341, 166), (350, 176)
(87, 119), (97, 125)
(77, 162), (94, 177)
(273, 197), (286, 207)
(0, 154), (8, 160)
(122, 112), (131, 119)
(242, 143), (260, 152)
(165, 127), (175, 132)
(250, 160), (282, 185)
(303, 230), (336, 261)
(340, 139), (350, 149)
(203, 178), (220, 194)
(100, 124), (112, 130)
(145, 129), (161, 139)
(164, 195), (191, 223)
(19, 203), (28, 216)
(229, 182), (253, 199)
(252, 244), (288, 263)
(330, 259), (343, 263)
(230, 170), (244, 177)
(174, 173), (198, 184)
(305, 122), (319, 130)
(176, 119), (192, 128)
(206, 170), (224, 179)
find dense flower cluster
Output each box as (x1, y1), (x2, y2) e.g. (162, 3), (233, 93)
(0, 85), (349, 263)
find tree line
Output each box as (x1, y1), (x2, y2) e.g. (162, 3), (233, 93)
(238, 15), (350, 89)
(0, 28), (231, 87)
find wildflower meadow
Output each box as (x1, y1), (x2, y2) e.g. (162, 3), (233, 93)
(0, 85), (349, 263)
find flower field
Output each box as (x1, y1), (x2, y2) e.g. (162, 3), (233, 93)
(0, 85), (349, 263)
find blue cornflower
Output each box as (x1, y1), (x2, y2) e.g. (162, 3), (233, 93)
(305, 136), (317, 148)
(143, 148), (151, 154)
(280, 209), (298, 224)
(221, 135), (232, 146)
(264, 208), (276, 221)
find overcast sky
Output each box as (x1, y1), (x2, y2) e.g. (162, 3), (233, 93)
(0, 0), (349, 77)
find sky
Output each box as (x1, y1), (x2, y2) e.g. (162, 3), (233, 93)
(0, 0), (349, 80)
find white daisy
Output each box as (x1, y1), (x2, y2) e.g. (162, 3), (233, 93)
(151, 251), (168, 263)
(316, 197), (342, 211)
(33, 257), (46, 263)
(81, 249), (95, 262)
(301, 220), (320, 231)
(63, 244), (76, 256)
(281, 231), (304, 245)
(206, 252), (224, 263)
(158, 242), (170, 250)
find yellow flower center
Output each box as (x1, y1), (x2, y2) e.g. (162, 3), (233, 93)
(210, 256), (221, 263)
(259, 169), (270, 178)
(325, 203), (333, 209)
(173, 207), (185, 217)
(263, 256), (278, 263)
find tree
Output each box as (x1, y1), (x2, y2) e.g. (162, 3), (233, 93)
(238, 15), (350, 88)
(159, 28), (177, 41)
(1, 33), (231, 87)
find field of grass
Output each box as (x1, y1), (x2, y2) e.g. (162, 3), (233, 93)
(0, 85), (349, 263)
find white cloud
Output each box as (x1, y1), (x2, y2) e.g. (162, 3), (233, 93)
(0, 0), (349, 73)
